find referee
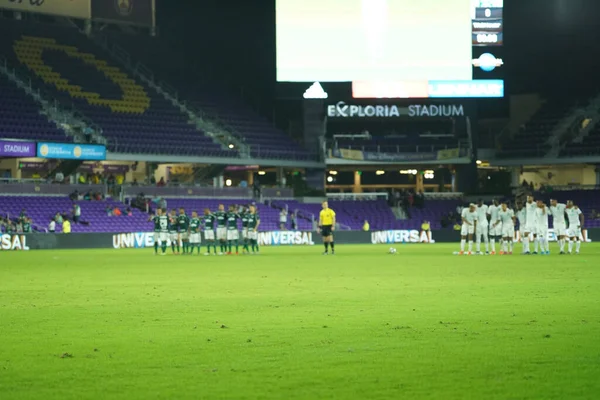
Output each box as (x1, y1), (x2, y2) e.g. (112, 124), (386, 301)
(319, 201), (336, 255)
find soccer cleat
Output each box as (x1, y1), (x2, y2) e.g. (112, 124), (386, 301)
(499, 251), (504, 255)
(459, 251), (464, 255)
(218, 252), (223, 256)
(331, 251), (335, 255)
(559, 251), (565, 255)
(508, 252), (513, 255)
(204, 252), (209, 256)
(322, 252), (328, 255)
(236, 252), (239, 255)
(575, 251), (580, 255)
(490, 251), (496, 255)
(533, 252), (538, 255)
(467, 251), (472, 255)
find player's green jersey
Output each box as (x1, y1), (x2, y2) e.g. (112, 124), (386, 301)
(247, 213), (260, 229)
(189, 218), (201, 233)
(215, 211), (227, 227)
(177, 214), (190, 231)
(226, 212), (240, 230)
(168, 215), (178, 233)
(22, 222), (31, 233)
(153, 215), (169, 232)
(203, 214), (216, 230)
(241, 212), (249, 228)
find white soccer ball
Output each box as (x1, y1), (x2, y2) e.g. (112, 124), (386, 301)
(389, 247), (397, 254)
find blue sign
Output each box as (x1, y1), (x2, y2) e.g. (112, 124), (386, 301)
(37, 143), (106, 160)
(428, 80), (504, 98)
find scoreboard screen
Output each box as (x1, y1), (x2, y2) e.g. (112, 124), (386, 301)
(276, 0), (504, 98)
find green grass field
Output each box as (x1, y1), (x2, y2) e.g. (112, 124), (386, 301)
(1, 244), (600, 399)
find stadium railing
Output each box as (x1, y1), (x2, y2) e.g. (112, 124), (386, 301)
(0, 181), (107, 196)
(326, 192), (389, 201)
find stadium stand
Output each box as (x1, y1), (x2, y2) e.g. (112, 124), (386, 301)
(561, 123), (600, 157)
(497, 98), (576, 158)
(0, 74), (70, 142)
(0, 20), (231, 157)
(101, 32), (314, 161)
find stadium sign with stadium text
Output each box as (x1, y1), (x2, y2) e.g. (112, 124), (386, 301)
(0, 0), (91, 18)
(327, 102), (465, 118)
(0, 235), (30, 251)
(0, 140), (36, 157)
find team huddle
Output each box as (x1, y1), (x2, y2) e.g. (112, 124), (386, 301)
(460, 196), (584, 255)
(150, 204), (260, 256)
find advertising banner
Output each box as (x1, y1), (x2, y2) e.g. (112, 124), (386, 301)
(0, 140), (36, 157)
(0, 0), (91, 19)
(92, 0), (154, 27)
(0, 234), (30, 251)
(331, 148), (467, 163)
(37, 142), (106, 161)
(371, 230), (435, 244)
(327, 102), (465, 119)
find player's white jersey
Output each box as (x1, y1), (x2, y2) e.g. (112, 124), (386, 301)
(461, 208), (478, 225)
(566, 207), (582, 228)
(499, 208), (515, 225)
(525, 201), (537, 229)
(487, 205), (499, 225)
(549, 203), (567, 225)
(476, 204), (489, 226)
(535, 206), (549, 228)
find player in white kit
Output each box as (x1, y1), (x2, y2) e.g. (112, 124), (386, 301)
(498, 202), (515, 254)
(566, 200), (584, 254)
(523, 196), (538, 254)
(534, 200), (549, 255)
(487, 199), (501, 254)
(460, 203), (478, 255)
(515, 203), (527, 253)
(475, 199), (489, 254)
(549, 199), (568, 254)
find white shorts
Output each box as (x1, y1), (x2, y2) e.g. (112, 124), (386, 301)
(536, 226), (548, 239)
(476, 224), (489, 236)
(217, 227), (227, 240)
(501, 225), (515, 239)
(554, 223), (567, 237)
(226, 230), (239, 241)
(204, 230), (215, 241)
(524, 224), (537, 235)
(154, 232), (168, 244)
(461, 224), (475, 236)
(179, 232), (189, 240)
(567, 226), (581, 238)
(241, 228), (248, 239)
(247, 230), (257, 240)
(489, 223), (502, 236)
(169, 232), (178, 241)
(189, 233), (201, 244)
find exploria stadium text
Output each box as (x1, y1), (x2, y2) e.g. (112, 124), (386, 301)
(327, 102), (465, 118)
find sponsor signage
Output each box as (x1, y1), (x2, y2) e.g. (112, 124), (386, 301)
(331, 148), (467, 163)
(257, 231), (314, 246)
(0, 0), (91, 19)
(428, 80), (504, 98)
(371, 230), (434, 244)
(516, 229), (591, 243)
(0, 140), (36, 157)
(92, 0), (155, 27)
(37, 142), (106, 160)
(113, 232), (154, 248)
(0, 234), (30, 251)
(327, 102), (465, 118)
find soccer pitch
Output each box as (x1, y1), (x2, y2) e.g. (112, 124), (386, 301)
(1, 244), (599, 399)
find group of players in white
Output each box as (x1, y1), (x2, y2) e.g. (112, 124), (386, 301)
(459, 196), (584, 255)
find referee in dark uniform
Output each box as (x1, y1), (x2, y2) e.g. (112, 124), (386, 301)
(319, 201), (336, 255)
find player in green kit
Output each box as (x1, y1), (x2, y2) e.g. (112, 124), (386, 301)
(226, 205), (241, 255)
(177, 208), (191, 254)
(22, 218), (32, 234)
(150, 208), (169, 255)
(168, 209), (179, 254)
(214, 204), (228, 255)
(247, 204), (260, 254)
(203, 208), (217, 255)
(240, 206), (250, 254)
(188, 211), (202, 255)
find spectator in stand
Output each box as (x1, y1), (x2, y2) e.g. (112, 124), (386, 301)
(279, 209), (288, 230)
(113, 207), (122, 217)
(116, 174), (125, 185)
(55, 212), (63, 224)
(78, 174), (86, 184)
(22, 218), (32, 234)
(126, 207), (133, 217)
(16, 221), (23, 234)
(3, 169), (11, 182)
(132, 178), (139, 186)
(253, 179), (261, 199)
(106, 206), (113, 217)
(73, 204), (81, 224)
(19, 209), (27, 223)
(290, 212), (298, 230)
(157, 177), (166, 187)
(62, 219), (71, 234)
(48, 218), (56, 233)
(55, 171), (64, 184)
(150, 176), (156, 185)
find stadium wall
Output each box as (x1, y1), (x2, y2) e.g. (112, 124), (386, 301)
(2, 229), (594, 251)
